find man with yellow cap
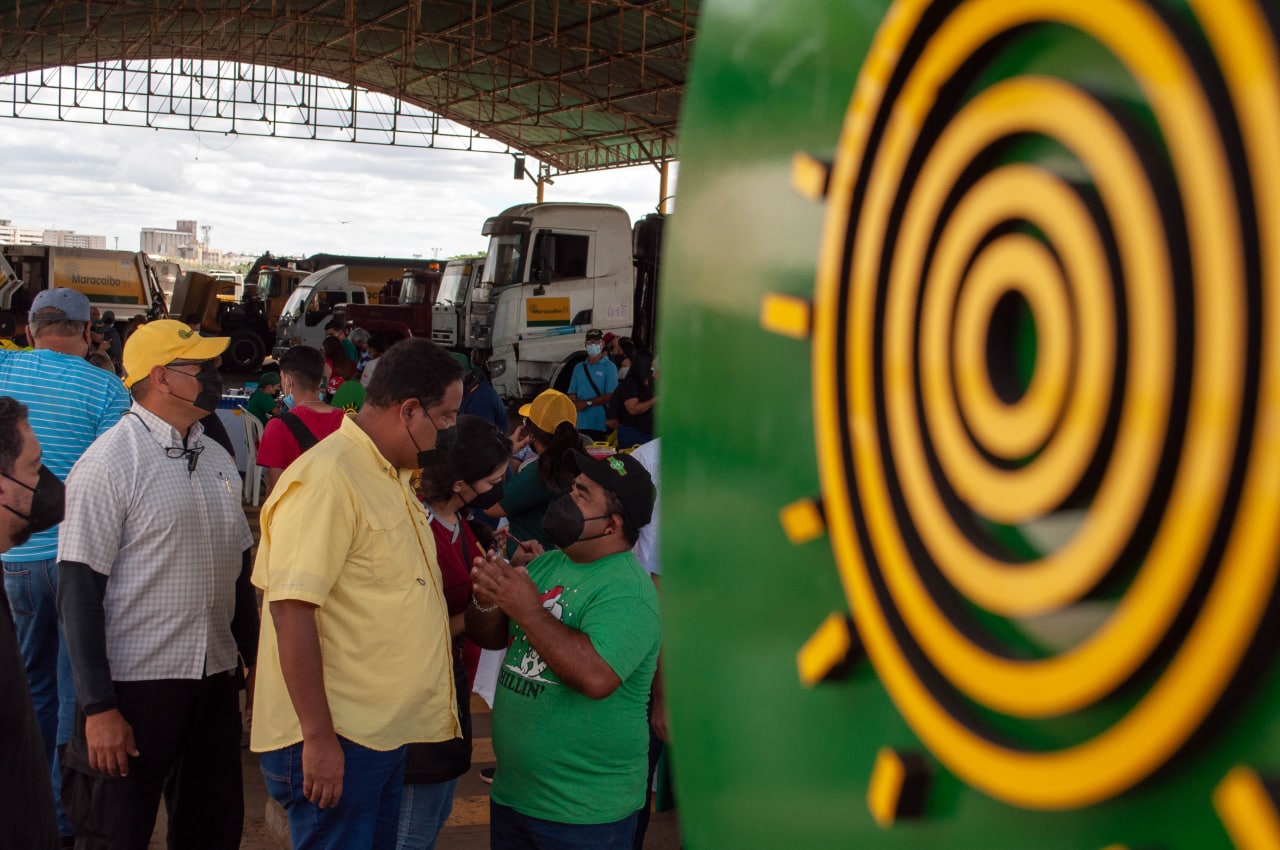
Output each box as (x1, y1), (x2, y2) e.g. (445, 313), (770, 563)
(56, 320), (258, 850)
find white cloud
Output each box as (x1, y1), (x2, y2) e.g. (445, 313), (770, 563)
(0, 117), (677, 261)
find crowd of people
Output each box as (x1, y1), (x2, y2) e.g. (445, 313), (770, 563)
(0, 288), (667, 850)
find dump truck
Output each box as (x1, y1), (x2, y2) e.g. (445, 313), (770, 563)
(236, 252), (443, 369)
(342, 257), (473, 347)
(245, 252), (435, 303)
(0, 244), (168, 319)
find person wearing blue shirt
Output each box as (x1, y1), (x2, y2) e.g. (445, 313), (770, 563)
(567, 328), (618, 441)
(0, 289), (130, 846)
(453, 352), (510, 435)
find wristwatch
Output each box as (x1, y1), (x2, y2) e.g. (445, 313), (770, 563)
(586, 400), (592, 407)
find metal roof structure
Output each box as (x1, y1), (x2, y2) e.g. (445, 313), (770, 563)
(0, 1), (698, 174)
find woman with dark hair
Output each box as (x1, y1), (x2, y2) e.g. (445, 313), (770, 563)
(616, 349), (657, 449)
(321, 335), (357, 396)
(397, 415), (510, 850)
(485, 389), (582, 555)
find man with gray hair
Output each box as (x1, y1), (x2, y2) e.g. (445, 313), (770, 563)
(0, 288), (129, 846)
(348, 325), (371, 361)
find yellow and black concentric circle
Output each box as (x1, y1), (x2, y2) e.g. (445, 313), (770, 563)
(812, 0), (1280, 810)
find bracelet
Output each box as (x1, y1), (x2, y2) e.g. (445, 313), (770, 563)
(471, 594), (500, 613)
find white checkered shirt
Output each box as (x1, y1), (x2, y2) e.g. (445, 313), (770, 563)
(59, 403), (254, 680)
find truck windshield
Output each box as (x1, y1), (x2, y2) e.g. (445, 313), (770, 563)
(483, 234), (527, 287)
(435, 264), (470, 305)
(281, 286), (311, 320)
(401, 272), (431, 305)
(259, 271), (281, 298)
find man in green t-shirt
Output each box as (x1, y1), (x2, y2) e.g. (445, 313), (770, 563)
(245, 370), (281, 425)
(468, 451), (660, 847)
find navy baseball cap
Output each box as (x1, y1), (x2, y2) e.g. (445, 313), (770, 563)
(29, 288), (91, 323)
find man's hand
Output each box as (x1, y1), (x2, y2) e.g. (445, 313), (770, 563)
(509, 538), (544, 568)
(85, 709), (139, 777)
(574, 399), (589, 412)
(302, 733), (344, 808)
(509, 425), (532, 455)
(471, 551), (541, 621)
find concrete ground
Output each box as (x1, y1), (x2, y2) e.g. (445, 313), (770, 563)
(148, 693), (682, 849)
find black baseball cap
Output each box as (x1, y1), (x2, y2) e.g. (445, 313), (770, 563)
(568, 450), (655, 530)
(585, 328), (604, 341)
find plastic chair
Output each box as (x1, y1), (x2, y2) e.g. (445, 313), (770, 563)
(239, 411), (267, 506)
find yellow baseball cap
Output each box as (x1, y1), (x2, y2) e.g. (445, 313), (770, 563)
(121, 320), (230, 389)
(518, 388), (577, 433)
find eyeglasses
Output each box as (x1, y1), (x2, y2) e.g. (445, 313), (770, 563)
(125, 411), (203, 474)
(162, 444), (203, 474)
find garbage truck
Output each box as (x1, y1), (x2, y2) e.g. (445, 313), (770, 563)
(0, 244), (168, 319)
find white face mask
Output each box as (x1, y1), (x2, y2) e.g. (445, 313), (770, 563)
(586, 343), (603, 358)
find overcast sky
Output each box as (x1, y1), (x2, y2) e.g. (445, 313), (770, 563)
(0, 116), (676, 261)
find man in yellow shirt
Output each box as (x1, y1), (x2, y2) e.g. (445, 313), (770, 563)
(251, 338), (465, 850)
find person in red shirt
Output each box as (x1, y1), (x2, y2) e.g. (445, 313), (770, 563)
(399, 415), (511, 849)
(256, 345), (345, 496)
(321, 336), (357, 397)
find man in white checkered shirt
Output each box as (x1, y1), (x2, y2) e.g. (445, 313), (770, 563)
(56, 320), (259, 850)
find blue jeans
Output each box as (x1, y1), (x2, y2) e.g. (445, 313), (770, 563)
(260, 739), (406, 850)
(490, 802), (638, 850)
(396, 778), (458, 850)
(3, 557), (74, 838)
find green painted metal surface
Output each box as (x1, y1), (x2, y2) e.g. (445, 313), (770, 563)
(660, 0), (1280, 847)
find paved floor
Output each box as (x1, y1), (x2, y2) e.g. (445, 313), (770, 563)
(149, 693), (682, 849)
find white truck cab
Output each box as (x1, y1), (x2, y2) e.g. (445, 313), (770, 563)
(478, 203), (638, 400)
(271, 265), (368, 359)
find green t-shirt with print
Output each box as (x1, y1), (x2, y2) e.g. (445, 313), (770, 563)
(491, 548), (661, 824)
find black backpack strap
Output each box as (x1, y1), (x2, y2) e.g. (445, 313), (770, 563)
(579, 361), (602, 397)
(279, 410), (321, 452)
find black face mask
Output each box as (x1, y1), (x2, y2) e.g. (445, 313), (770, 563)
(407, 411), (457, 470)
(541, 492), (609, 549)
(3, 465), (66, 546)
(167, 362), (224, 413)
(464, 481), (504, 511)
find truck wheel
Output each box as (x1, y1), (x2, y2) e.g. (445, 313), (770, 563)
(552, 353), (587, 394)
(225, 332), (265, 373)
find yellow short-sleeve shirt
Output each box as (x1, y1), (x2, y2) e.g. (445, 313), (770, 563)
(250, 415), (460, 752)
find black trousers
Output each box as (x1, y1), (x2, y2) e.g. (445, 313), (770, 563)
(61, 671), (243, 850)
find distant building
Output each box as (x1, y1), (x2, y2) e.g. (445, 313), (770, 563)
(140, 225), (198, 257)
(42, 230), (107, 249)
(0, 220), (44, 245)
(176, 219), (198, 235)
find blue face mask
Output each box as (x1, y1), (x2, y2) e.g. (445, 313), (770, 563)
(283, 393), (296, 410)
(586, 343), (603, 358)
